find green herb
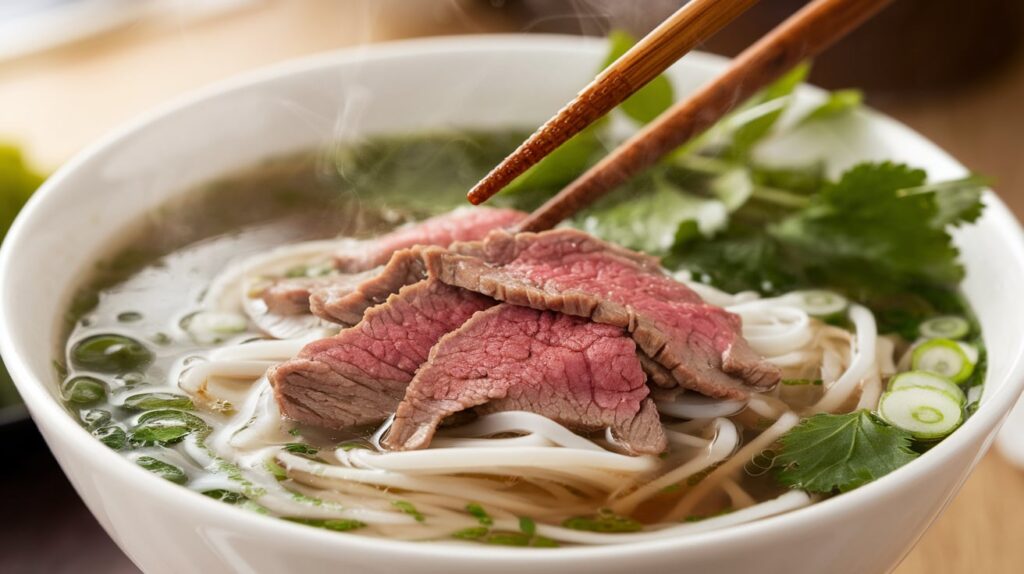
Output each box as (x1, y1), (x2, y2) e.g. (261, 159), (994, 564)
(285, 517), (366, 532)
(136, 456), (188, 484)
(453, 526), (490, 540)
(775, 410), (919, 493)
(62, 376), (107, 405)
(466, 502), (493, 526)
(202, 489), (248, 504)
(452, 515), (558, 547)
(669, 162), (985, 332)
(79, 408), (112, 429)
(283, 443), (319, 456)
(578, 181), (725, 254)
(393, 500), (425, 522)
(265, 458), (287, 481)
(518, 516), (536, 536)
(92, 425), (128, 450)
(70, 334), (153, 373)
(770, 162), (965, 286)
(129, 409), (209, 446)
(123, 392), (193, 411)
(563, 510), (643, 533)
(500, 29), (675, 205)
(781, 378), (823, 386)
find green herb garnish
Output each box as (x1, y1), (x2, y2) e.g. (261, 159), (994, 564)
(775, 410), (919, 493)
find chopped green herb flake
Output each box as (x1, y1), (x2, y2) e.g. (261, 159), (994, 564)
(781, 378), (823, 386)
(265, 458), (287, 481)
(563, 510), (643, 533)
(123, 392), (193, 411)
(136, 456), (187, 484)
(203, 489), (247, 504)
(62, 376), (107, 405)
(466, 502), (493, 526)
(285, 517), (366, 532)
(453, 526), (490, 540)
(283, 443), (319, 456)
(393, 500), (425, 522)
(518, 516), (536, 536)
(92, 425), (127, 450)
(129, 409), (209, 446)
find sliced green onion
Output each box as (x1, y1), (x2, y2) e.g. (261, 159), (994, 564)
(918, 316), (970, 340)
(888, 371), (965, 405)
(788, 290), (848, 316)
(911, 339), (975, 384)
(879, 387), (963, 439)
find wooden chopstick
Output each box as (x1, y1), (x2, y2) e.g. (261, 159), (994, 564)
(465, 0), (761, 206)
(515, 0), (895, 233)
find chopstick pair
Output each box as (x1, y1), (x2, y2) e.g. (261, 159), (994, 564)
(468, 0), (896, 232)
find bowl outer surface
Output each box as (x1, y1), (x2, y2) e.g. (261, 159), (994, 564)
(1, 35), (1023, 574)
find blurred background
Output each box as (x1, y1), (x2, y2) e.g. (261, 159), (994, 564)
(1, 0), (1022, 572)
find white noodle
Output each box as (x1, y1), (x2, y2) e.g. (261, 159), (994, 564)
(810, 305), (877, 413)
(610, 418), (739, 514)
(666, 412), (801, 520)
(655, 393), (748, 420)
(493, 491), (813, 545)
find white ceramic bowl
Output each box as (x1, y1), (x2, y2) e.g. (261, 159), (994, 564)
(2, 36), (1023, 574)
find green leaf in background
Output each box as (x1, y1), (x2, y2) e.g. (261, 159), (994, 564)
(0, 144), (44, 239)
(136, 456), (188, 484)
(500, 29), (676, 205)
(602, 30), (675, 124)
(798, 89), (863, 125)
(502, 121), (607, 200)
(1, 143), (45, 409)
(727, 62), (811, 159)
(577, 181), (726, 255)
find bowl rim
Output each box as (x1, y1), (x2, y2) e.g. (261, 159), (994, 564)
(2, 33), (1024, 562)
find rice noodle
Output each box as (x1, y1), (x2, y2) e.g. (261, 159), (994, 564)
(666, 412), (801, 521)
(809, 305), (877, 413)
(655, 394), (747, 420)
(610, 418), (739, 514)
(493, 491), (813, 545)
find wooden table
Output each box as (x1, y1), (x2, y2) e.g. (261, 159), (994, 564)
(2, 1), (1022, 572)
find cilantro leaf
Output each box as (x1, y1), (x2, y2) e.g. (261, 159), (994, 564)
(603, 31), (674, 124)
(770, 162), (964, 285)
(909, 174), (988, 228)
(776, 411), (918, 493)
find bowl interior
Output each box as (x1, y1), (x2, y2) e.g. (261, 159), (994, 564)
(2, 35), (1024, 561)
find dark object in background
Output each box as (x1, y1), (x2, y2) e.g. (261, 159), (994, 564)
(487, 0), (1024, 94)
